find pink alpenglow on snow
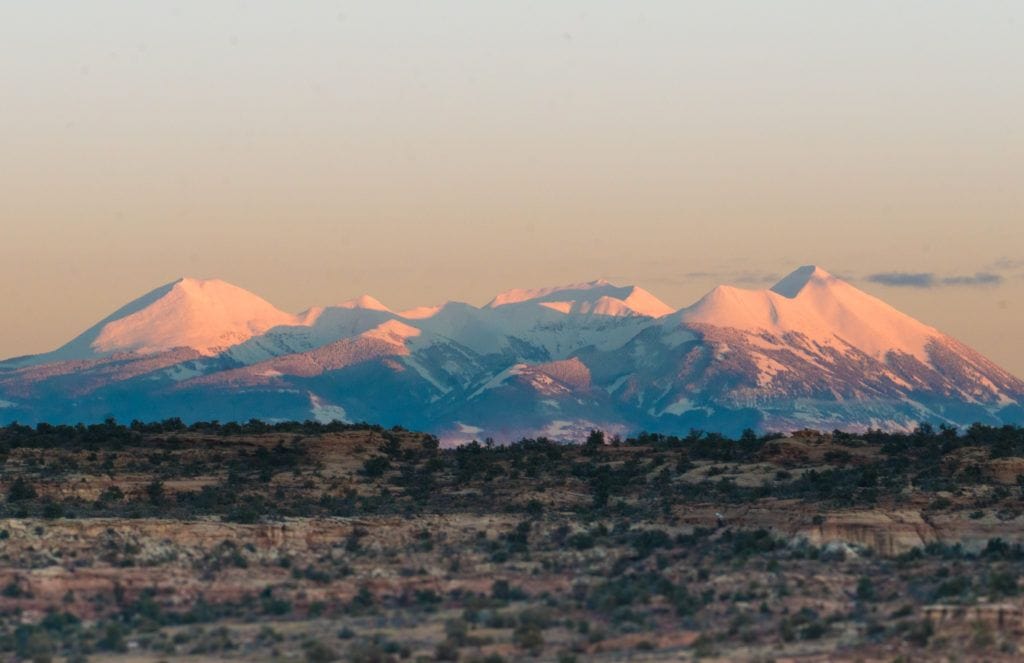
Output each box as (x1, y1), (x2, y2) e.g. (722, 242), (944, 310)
(335, 295), (392, 312)
(1, 266), (1021, 442)
(51, 278), (299, 361)
(486, 280), (674, 318)
(675, 265), (941, 361)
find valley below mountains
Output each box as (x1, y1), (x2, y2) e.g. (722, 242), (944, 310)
(4, 421), (1024, 660)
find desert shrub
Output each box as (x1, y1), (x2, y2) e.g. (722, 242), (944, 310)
(491, 580), (526, 602)
(96, 622), (127, 652)
(933, 575), (972, 601)
(414, 589), (441, 607)
(512, 623), (544, 654)
(988, 570), (1019, 597)
(800, 621), (828, 640)
(7, 478), (36, 502)
(259, 587), (292, 616)
(361, 456), (391, 478)
(303, 639), (339, 663)
(145, 480), (164, 505)
(904, 620), (934, 647)
(567, 532), (595, 550)
(348, 586), (375, 614)
(630, 529), (672, 557)
(434, 639), (460, 661)
(856, 577), (876, 601)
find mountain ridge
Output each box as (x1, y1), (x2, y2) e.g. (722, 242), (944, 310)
(1, 266), (1021, 443)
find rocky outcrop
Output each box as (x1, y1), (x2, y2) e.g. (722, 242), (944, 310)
(986, 457), (1024, 485)
(925, 603), (1024, 632)
(668, 502), (1024, 556)
(798, 510), (939, 556)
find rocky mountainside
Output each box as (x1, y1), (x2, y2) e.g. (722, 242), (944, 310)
(1, 267), (1022, 442)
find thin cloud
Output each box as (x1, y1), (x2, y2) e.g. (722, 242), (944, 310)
(941, 272), (1003, 286)
(866, 272), (935, 287)
(989, 257), (1024, 272)
(866, 271), (1003, 289)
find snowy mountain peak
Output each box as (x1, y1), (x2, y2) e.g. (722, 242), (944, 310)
(677, 266), (943, 361)
(617, 287), (675, 318)
(399, 304), (445, 320)
(50, 277), (298, 360)
(337, 294), (391, 312)
(486, 279), (614, 308)
(486, 280), (672, 318)
(362, 319), (422, 344)
(770, 265), (836, 298)
(1, 265), (1022, 439)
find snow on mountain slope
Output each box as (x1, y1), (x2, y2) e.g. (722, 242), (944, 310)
(0, 348), (206, 398)
(530, 357), (592, 390)
(486, 279), (673, 318)
(333, 294), (391, 312)
(225, 304), (397, 365)
(35, 278), (299, 363)
(1, 267), (1021, 441)
(404, 302), (508, 356)
(92, 278), (299, 356)
(486, 279), (613, 308)
(191, 319), (421, 385)
(362, 319), (422, 343)
(466, 357), (592, 400)
(674, 266), (941, 361)
(398, 304), (445, 319)
(635, 266), (1024, 432)
(485, 304), (656, 359)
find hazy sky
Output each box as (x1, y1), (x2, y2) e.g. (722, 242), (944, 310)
(1, 2), (1022, 375)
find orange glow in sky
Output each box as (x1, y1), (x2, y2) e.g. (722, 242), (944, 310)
(0, 2), (1021, 374)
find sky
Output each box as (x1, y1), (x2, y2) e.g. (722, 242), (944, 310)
(1, 1), (1022, 375)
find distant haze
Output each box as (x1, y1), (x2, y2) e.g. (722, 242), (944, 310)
(1, 2), (1021, 376)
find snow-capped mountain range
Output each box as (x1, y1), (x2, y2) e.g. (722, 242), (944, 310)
(1, 266), (1021, 443)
